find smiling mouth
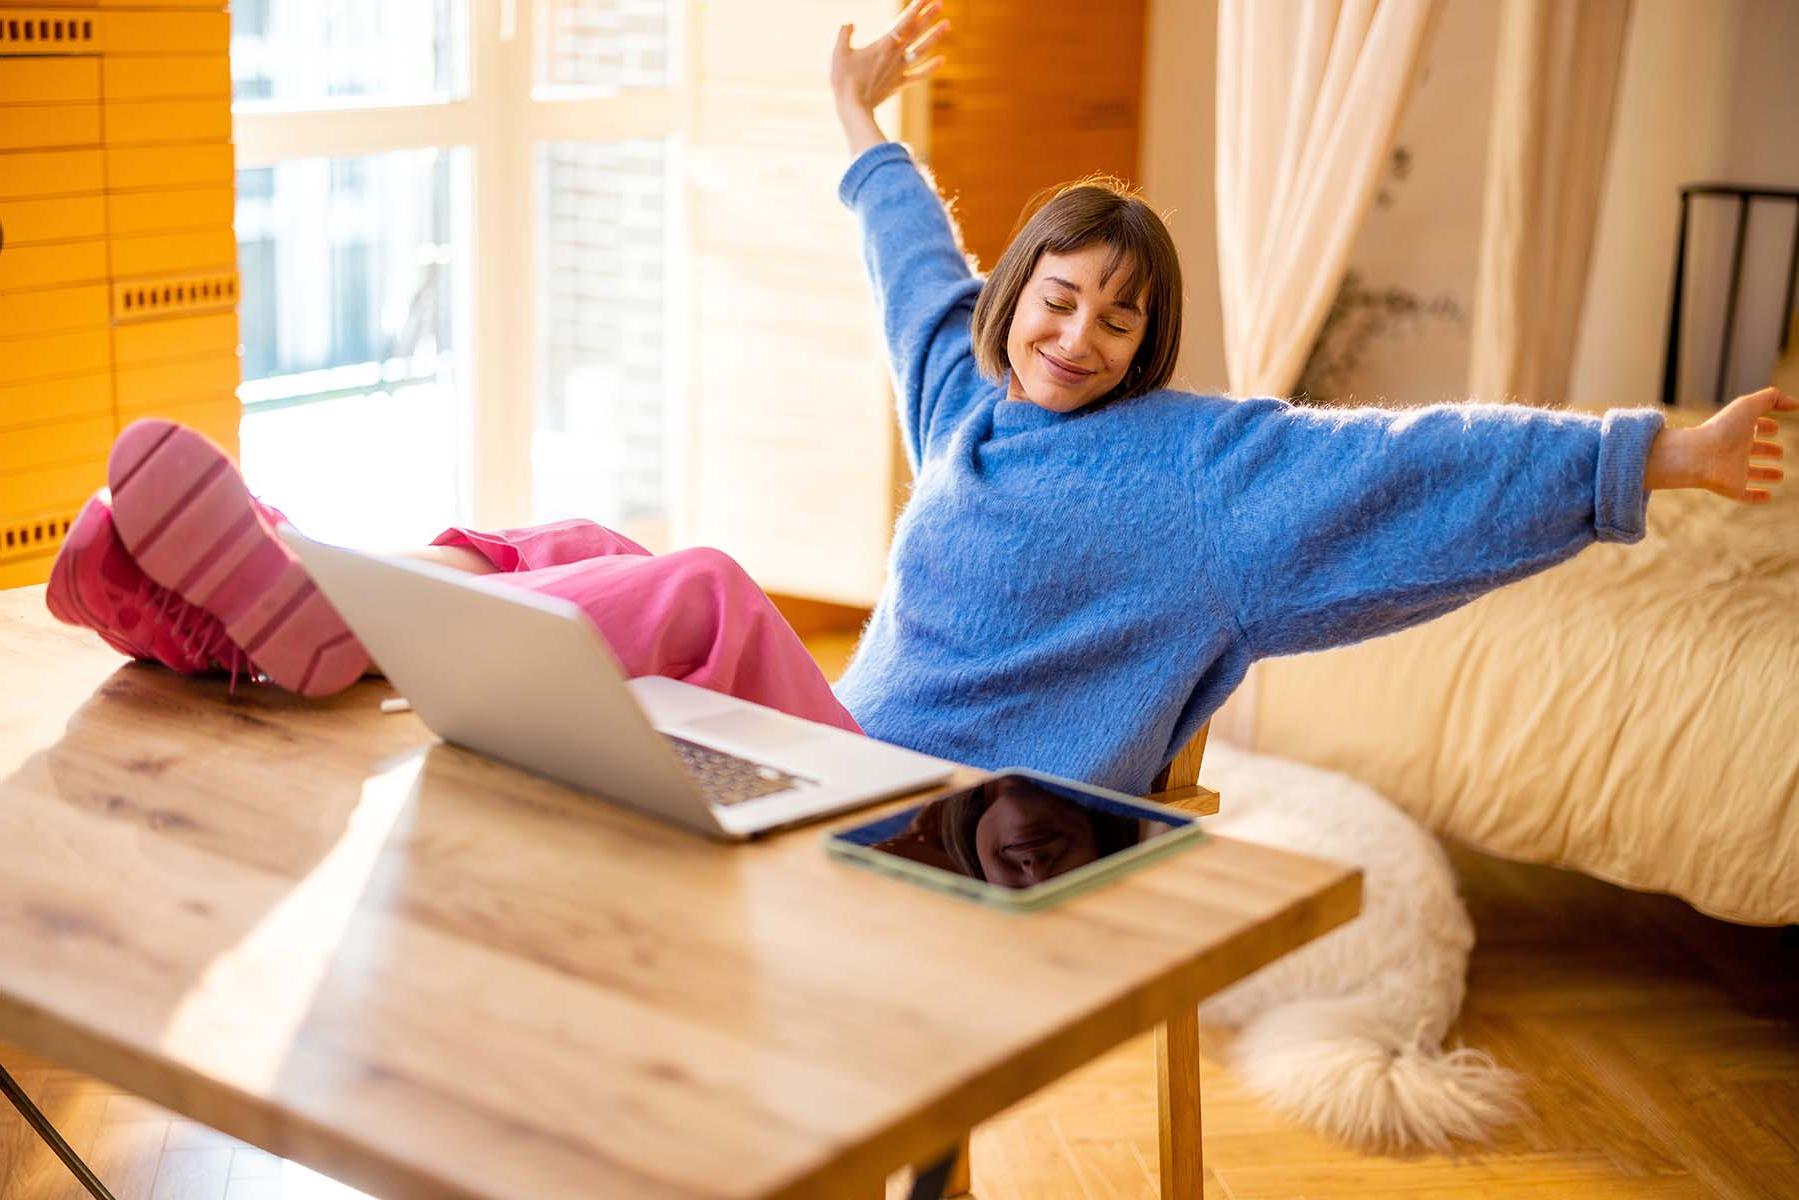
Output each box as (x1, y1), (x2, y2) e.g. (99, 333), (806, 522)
(1039, 350), (1096, 383)
(1005, 832), (1064, 853)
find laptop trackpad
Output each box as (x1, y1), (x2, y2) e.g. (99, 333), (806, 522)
(681, 708), (823, 751)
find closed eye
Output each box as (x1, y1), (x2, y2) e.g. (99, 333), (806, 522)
(1045, 298), (1133, 335)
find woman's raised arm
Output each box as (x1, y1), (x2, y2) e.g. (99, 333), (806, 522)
(831, 5), (989, 469)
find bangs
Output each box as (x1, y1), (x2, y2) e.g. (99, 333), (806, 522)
(1043, 213), (1152, 308)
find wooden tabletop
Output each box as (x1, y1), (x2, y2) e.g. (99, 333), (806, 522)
(0, 586), (1360, 1200)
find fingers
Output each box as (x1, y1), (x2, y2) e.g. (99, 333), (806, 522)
(887, 0), (943, 45)
(1738, 385), (1797, 412)
(1748, 463), (1785, 481)
(834, 22), (853, 57)
(1752, 439), (1785, 459)
(902, 53), (945, 83)
(886, 0), (926, 41)
(908, 16), (950, 59)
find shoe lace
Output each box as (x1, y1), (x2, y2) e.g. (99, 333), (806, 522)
(144, 579), (255, 695)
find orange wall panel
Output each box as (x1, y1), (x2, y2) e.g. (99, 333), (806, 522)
(0, 147), (103, 199)
(0, 238), (108, 291)
(111, 309), (237, 368)
(0, 372), (112, 428)
(105, 141), (232, 191)
(0, 327), (110, 386)
(2, 409), (112, 471)
(113, 353), (238, 410)
(102, 53), (228, 101)
(101, 11), (227, 56)
(0, 102), (101, 151)
(108, 227), (235, 277)
(0, 282), (109, 339)
(0, 0), (239, 585)
(0, 455), (106, 514)
(106, 185), (232, 235)
(104, 97), (233, 145)
(0, 53), (98, 103)
(0, 191), (105, 243)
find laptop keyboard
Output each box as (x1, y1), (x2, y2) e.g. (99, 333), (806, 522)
(664, 735), (805, 807)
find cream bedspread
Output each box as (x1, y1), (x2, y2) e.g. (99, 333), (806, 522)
(1240, 421), (1797, 925)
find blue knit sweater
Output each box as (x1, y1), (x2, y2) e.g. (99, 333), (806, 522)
(830, 142), (1664, 795)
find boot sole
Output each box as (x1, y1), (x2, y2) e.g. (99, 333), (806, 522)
(107, 420), (369, 697)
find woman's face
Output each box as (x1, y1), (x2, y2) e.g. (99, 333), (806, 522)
(974, 777), (1101, 887)
(1004, 243), (1149, 413)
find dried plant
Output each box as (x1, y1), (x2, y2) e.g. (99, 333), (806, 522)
(1295, 271), (1463, 405)
(1294, 145), (1464, 406)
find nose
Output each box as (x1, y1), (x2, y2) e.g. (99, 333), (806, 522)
(1056, 316), (1096, 361)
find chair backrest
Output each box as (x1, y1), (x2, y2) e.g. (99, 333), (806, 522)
(1149, 720), (1215, 812)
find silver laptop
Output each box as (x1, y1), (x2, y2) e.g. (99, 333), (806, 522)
(278, 526), (952, 839)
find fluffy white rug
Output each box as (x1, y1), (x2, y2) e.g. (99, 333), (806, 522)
(1195, 739), (1523, 1152)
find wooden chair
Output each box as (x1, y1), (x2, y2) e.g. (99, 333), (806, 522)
(929, 723), (1219, 1200)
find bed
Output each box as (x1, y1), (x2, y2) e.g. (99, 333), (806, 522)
(1216, 406), (1798, 925)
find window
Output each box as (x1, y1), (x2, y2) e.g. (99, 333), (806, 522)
(233, 0), (901, 603)
(533, 138), (671, 538)
(233, 0), (678, 547)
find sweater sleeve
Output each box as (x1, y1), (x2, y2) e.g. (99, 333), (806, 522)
(839, 141), (988, 470)
(1200, 399), (1666, 659)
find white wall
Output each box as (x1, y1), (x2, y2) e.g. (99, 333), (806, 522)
(1140, 0), (1227, 395)
(1322, 0), (1496, 407)
(1142, 0), (1799, 413)
(1571, 0), (1799, 413)
(1140, 0), (1497, 404)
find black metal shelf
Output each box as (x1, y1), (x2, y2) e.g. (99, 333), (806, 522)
(1660, 183), (1799, 407)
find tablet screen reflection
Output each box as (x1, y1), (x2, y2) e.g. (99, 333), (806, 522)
(870, 774), (1185, 889)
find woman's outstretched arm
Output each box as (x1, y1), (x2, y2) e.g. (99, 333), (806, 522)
(1195, 389), (1791, 661)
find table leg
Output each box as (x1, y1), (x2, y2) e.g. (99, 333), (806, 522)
(906, 1146), (960, 1200)
(1156, 1008), (1203, 1200)
(944, 1132), (971, 1195)
(0, 1058), (118, 1200)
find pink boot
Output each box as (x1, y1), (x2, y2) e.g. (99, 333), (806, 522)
(46, 491), (251, 678)
(106, 419), (370, 697)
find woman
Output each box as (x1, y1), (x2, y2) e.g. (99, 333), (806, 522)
(822, 0), (1790, 793)
(49, 1), (1791, 797)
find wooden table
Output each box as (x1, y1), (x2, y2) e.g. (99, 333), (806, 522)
(0, 586), (1360, 1199)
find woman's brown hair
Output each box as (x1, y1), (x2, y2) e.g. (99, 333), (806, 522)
(970, 175), (1183, 405)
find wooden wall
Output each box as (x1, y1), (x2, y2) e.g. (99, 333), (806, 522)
(925, 0), (1149, 269)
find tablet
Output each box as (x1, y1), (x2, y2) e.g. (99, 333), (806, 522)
(823, 767), (1207, 912)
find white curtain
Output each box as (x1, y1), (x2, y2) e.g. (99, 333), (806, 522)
(1214, 0), (1438, 398)
(1209, 0), (1436, 749)
(1468, 0), (1633, 406)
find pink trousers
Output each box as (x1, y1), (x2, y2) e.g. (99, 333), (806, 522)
(432, 519), (862, 734)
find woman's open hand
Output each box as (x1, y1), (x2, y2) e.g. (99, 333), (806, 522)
(830, 1), (948, 147)
(1645, 386), (1794, 502)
